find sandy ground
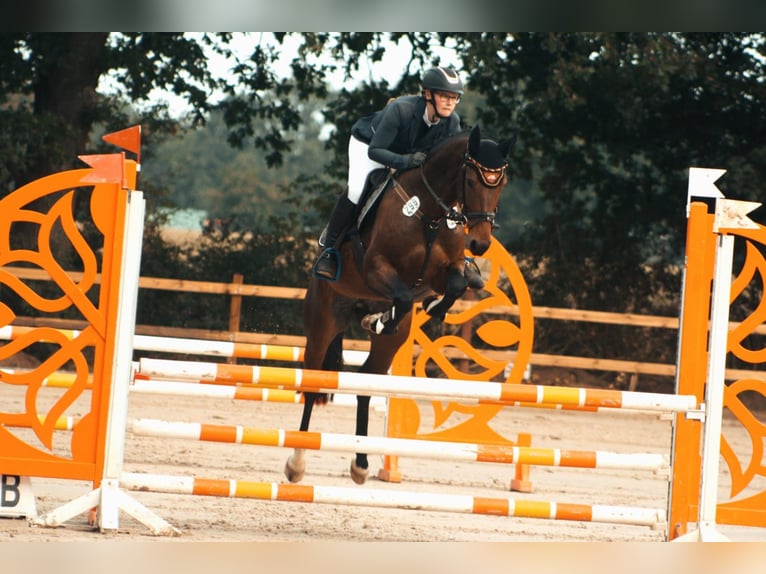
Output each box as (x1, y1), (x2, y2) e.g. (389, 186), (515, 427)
(1, 382), (764, 544)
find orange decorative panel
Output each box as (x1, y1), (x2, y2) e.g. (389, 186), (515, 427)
(0, 154), (137, 483)
(385, 237), (534, 449)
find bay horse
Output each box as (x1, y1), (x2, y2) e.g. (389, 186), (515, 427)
(285, 124), (515, 484)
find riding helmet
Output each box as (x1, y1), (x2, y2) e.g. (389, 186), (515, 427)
(421, 66), (464, 95)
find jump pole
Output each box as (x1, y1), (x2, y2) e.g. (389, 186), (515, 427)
(4, 368), (304, 403)
(10, 416), (665, 472)
(131, 379), (303, 403)
(126, 417), (669, 472)
(120, 471), (666, 529)
(0, 325), (367, 366)
(138, 357), (697, 414)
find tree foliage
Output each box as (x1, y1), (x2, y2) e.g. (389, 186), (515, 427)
(2, 32), (766, 369)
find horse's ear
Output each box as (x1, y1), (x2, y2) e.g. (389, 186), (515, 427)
(469, 125), (481, 155)
(499, 131), (517, 157)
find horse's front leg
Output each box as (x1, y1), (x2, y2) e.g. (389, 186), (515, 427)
(286, 283), (346, 483)
(360, 265), (413, 335)
(423, 266), (468, 321)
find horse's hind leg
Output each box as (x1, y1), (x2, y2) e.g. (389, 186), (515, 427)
(349, 394), (371, 484)
(285, 282), (345, 483)
(285, 335), (343, 482)
(284, 391), (321, 482)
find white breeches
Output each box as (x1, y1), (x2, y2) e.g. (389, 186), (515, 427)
(347, 136), (385, 204)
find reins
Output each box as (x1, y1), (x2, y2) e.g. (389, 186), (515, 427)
(394, 141), (507, 231)
(419, 167), (468, 227)
(389, 139), (507, 287)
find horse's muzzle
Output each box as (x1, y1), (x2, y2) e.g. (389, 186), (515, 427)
(466, 235), (491, 256)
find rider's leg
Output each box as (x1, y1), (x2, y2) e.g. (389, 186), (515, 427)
(313, 136), (383, 282)
(312, 193), (356, 280)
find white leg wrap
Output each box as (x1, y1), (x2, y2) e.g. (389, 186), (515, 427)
(425, 296), (444, 314)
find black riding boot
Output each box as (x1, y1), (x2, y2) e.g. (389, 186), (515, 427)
(312, 194), (356, 281)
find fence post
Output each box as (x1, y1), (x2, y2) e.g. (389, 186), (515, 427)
(227, 273), (244, 364)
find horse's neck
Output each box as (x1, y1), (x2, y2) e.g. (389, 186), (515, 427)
(418, 162), (462, 209)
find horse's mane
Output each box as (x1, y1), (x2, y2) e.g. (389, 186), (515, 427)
(427, 128), (472, 155)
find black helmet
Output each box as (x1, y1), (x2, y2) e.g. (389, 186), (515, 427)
(421, 66), (463, 95)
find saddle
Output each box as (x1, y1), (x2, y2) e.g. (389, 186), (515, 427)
(318, 168), (394, 250)
(339, 168), (395, 276)
(354, 168), (395, 231)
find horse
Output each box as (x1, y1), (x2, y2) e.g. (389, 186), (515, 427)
(285, 124), (515, 484)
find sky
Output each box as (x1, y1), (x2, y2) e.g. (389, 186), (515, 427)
(109, 33), (460, 118)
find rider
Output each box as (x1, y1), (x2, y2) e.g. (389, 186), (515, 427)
(312, 66), (483, 288)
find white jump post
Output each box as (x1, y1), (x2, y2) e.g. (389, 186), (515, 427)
(31, 188), (179, 536)
(675, 169), (761, 541)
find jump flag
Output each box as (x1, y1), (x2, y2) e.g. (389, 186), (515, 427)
(102, 125), (141, 165)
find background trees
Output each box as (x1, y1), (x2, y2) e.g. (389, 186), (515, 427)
(2, 32), (765, 371)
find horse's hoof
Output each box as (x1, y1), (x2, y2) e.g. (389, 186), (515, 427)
(350, 460), (369, 485)
(284, 456), (305, 483)
(464, 257), (485, 290)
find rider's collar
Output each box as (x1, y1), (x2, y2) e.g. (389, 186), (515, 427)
(423, 108), (440, 126)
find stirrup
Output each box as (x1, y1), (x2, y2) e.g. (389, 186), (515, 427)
(312, 248), (341, 282)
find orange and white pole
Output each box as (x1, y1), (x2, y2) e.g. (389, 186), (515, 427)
(120, 471), (666, 528)
(127, 418), (668, 472)
(139, 357), (697, 413)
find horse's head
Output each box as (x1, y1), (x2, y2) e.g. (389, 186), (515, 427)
(462, 125), (515, 256)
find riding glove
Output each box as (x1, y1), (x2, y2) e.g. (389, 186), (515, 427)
(407, 152), (428, 168)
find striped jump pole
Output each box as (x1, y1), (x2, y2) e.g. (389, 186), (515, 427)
(4, 415), (82, 431)
(134, 369), (606, 413)
(127, 418), (669, 472)
(0, 325), (305, 362)
(120, 471), (666, 529)
(131, 379), (303, 403)
(2, 367), (303, 404)
(135, 334), (307, 362)
(138, 358), (698, 413)
(0, 324), (366, 365)
(1, 367), (94, 389)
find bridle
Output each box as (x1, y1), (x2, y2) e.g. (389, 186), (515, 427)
(409, 141), (508, 231)
(460, 148), (507, 229)
(388, 138), (508, 288)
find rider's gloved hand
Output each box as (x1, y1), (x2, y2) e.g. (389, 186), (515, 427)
(407, 152), (428, 168)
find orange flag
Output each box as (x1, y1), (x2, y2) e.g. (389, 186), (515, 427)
(102, 125), (141, 155)
(79, 153), (126, 187)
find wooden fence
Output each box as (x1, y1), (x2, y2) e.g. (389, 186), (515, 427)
(4, 266), (765, 387)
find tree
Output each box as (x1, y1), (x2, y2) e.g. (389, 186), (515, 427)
(0, 33), (431, 239)
(453, 32), (766, 368)
(4, 32), (766, 324)
(461, 33), (766, 309)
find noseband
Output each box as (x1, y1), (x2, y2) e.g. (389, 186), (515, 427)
(461, 148), (507, 228)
